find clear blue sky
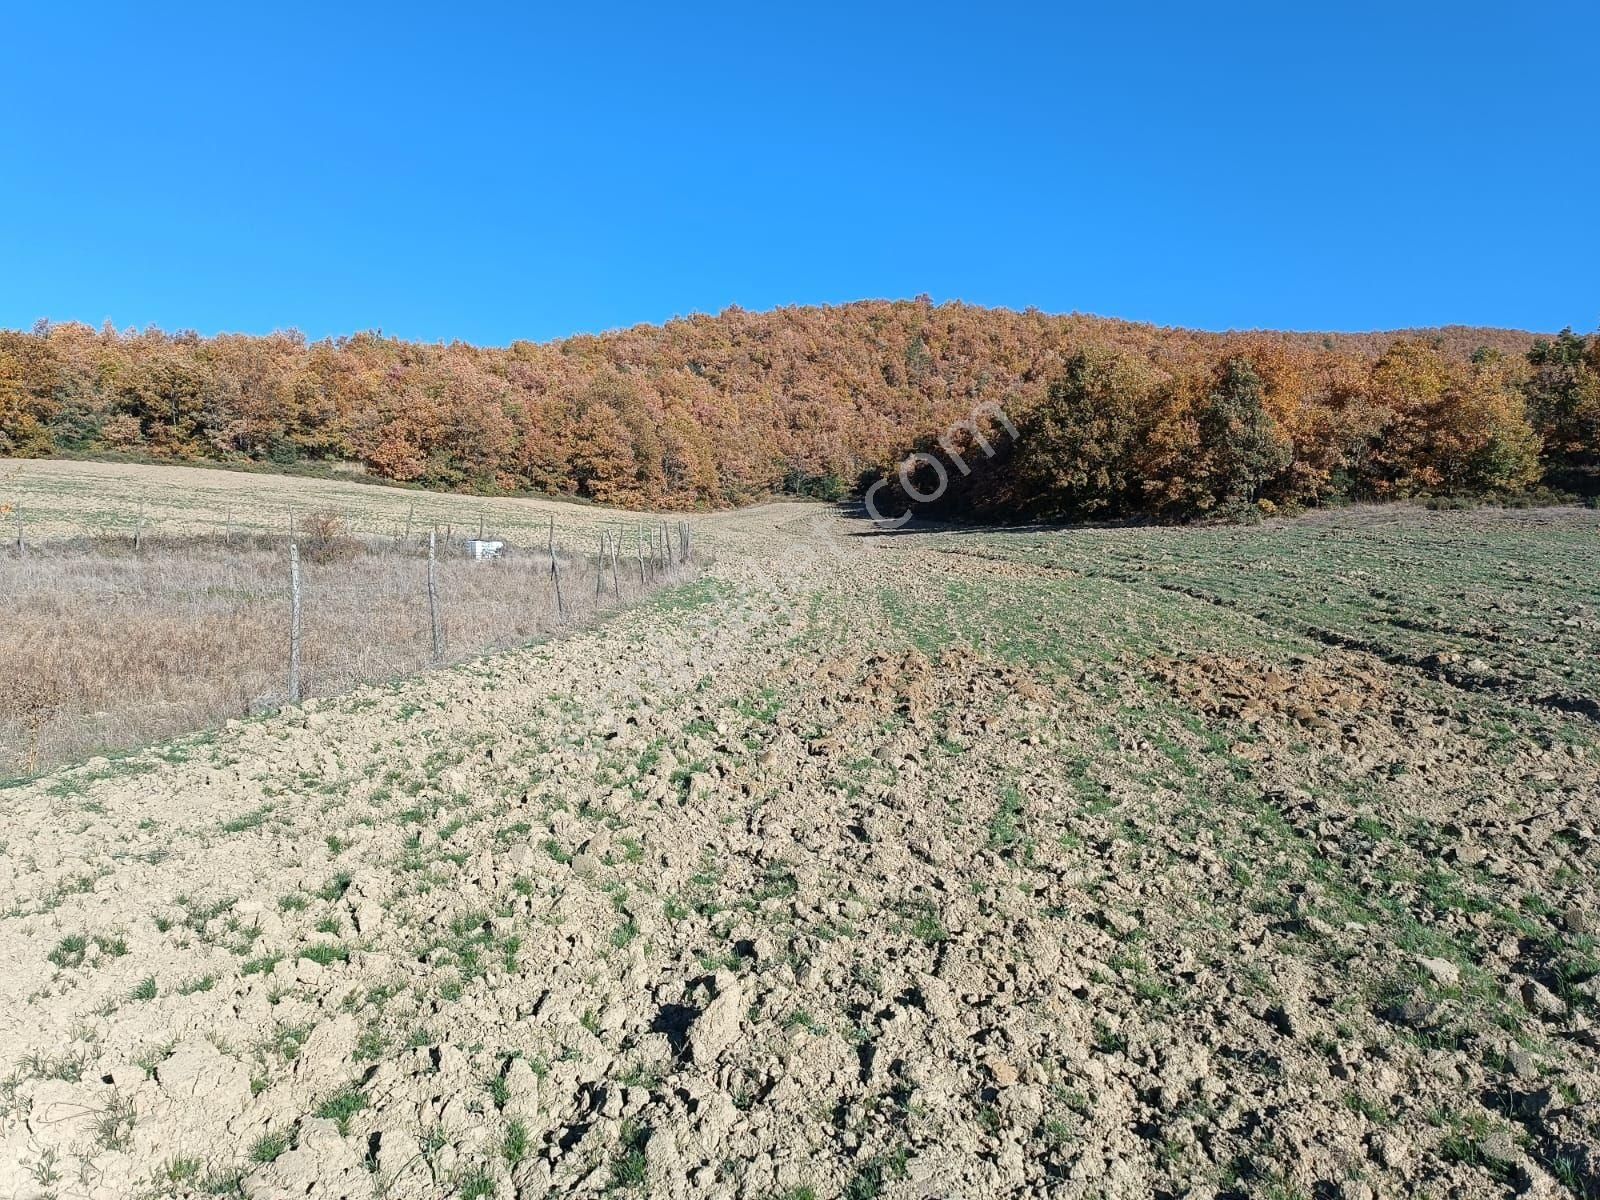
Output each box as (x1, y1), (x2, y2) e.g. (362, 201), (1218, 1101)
(2, 1), (1595, 344)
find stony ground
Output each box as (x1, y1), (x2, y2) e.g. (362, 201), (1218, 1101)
(1, 497), (1597, 1200)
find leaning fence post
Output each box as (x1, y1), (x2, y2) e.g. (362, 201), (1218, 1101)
(596, 532), (607, 597)
(427, 528), (444, 661)
(288, 542), (303, 703)
(548, 516), (566, 622)
(609, 528), (621, 596)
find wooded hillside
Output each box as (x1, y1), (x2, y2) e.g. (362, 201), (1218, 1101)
(1, 301), (1593, 517)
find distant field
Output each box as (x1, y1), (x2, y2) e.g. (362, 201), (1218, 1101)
(0, 458), (681, 547)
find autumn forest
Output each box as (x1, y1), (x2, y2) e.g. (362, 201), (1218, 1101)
(1, 300), (1596, 521)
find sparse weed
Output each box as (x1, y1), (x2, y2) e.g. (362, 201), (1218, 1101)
(608, 1120), (649, 1189)
(314, 1083), (367, 1135)
(220, 804), (274, 833)
(251, 1130), (290, 1163)
(502, 1118), (531, 1166)
(93, 1089), (136, 1150)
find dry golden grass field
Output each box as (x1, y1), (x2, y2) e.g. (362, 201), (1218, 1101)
(0, 459), (673, 544)
(1, 460), (704, 778)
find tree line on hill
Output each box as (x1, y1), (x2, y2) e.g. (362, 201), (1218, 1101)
(877, 326), (1600, 524)
(0, 300), (1594, 519)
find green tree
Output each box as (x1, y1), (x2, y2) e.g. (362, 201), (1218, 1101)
(1195, 356), (1292, 507)
(1525, 328), (1600, 477)
(1008, 350), (1155, 518)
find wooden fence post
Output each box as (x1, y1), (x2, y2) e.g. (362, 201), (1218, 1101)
(548, 516), (566, 621)
(597, 531), (606, 597)
(636, 523), (646, 587)
(288, 542), (303, 703)
(428, 528), (444, 661)
(14, 507), (23, 552)
(224, 507), (233, 546)
(134, 502), (144, 551)
(609, 528), (621, 596)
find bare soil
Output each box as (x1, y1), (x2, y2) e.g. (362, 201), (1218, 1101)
(0, 486), (1596, 1200)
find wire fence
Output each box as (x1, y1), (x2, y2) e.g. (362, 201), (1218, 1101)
(0, 517), (697, 778)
